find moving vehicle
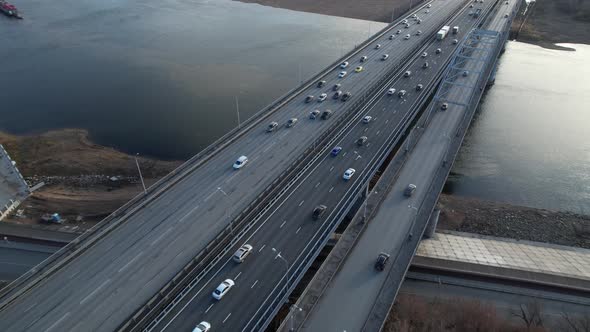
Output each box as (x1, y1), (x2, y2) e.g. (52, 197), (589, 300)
(389, 34), (395, 40)
(381, 54), (389, 61)
(0, 1), (22, 19)
(437, 25), (450, 40)
(340, 61), (349, 69)
(233, 156), (248, 170)
(404, 34), (411, 40)
(375, 252), (390, 271)
(305, 95), (314, 103)
(416, 84), (423, 91)
(404, 70), (412, 77)
(317, 80), (326, 88)
(355, 66), (364, 73)
(435, 48), (442, 54)
(473, 8), (482, 17)
(331, 146), (342, 156)
(398, 90), (407, 98)
(387, 88), (396, 95)
(341, 92), (352, 101)
(421, 52), (428, 58)
(356, 136), (368, 146)
(318, 93), (328, 102)
(309, 110), (320, 119)
(321, 110), (333, 119)
(333, 90), (343, 99)
(416, 30), (422, 35)
(343, 168), (356, 181)
(452, 26), (459, 34)
(452, 39), (459, 44)
(375, 44), (382, 49)
(441, 102), (449, 110)
(360, 56), (368, 62)
(404, 184), (417, 197)
(212, 279), (235, 300)
(362, 115), (372, 124)
(338, 71), (347, 78)
(312, 205), (327, 220)
(233, 244), (253, 263)
(286, 118), (298, 127)
(192, 322), (211, 332)
(423, 61), (429, 69)
(333, 83), (341, 91)
(267, 122), (278, 132)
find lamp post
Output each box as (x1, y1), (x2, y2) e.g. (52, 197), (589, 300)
(272, 248), (289, 297)
(235, 95), (241, 129)
(134, 153), (147, 194)
(442, 134), (451, 166)
(408, 205), (418, 240)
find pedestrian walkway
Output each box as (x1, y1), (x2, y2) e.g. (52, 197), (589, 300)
(415, 230), (590, 288)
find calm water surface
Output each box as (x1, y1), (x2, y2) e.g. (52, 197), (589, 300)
(0, 0), (384, 159)
(447, 41), (590, 213)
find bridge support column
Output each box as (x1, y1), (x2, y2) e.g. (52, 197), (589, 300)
(423, 208), (440, 239)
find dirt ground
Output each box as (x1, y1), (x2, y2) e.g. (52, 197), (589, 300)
(236, 0), (590, 48)
(437, 194), (590, 249)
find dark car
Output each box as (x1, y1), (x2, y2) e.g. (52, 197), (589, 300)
(305, 95), (314, 103)
(375, 252), (390, 271)
(331, 146), (342, 156)
(356, 136), (368, 146)
(317, 80), (326, 88)
(321, 110), (333, 120)
(333, 90), (343, 99)
(312, 205), (327, 220)
(333, 83), (341, 91)
(341, 92), (352, 101)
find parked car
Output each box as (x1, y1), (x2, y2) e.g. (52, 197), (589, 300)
(212, 279), (235, 300)
(375, 252), (390, 271)
(404, 184), (417, 197)
(233, 244), (253, 263)
(312, 205), (327, 220)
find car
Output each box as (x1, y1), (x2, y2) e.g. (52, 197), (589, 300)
(398, 90), (407, 98)
(333, 83), (341, 91)
(312, 205), (327, 220)
(401, 19), (408, 24)
(404, 70), (412, 77)
(375, 44), (382, 49)
(387, 88), (396, 95)
(504, 13), (509, 18)
(356, 136), (368, 146)
(436, 48), (442, 54)
(309, 110), (320, 119)
(417, 19), (422, 24)
(441, 103), (448, 111)
(404, 23), (410, 28)
(343, 168), (356, 181)
(396, 29), (402, 34)
(470, 4), (474, 7)
(427, 3), (432, 7)
(233, 156), (248, 170)
(321, 110), (333, 119)
(355, 66), (364, 73)
(338, 71), (347, 78)
(360, 56), (368, 62)
(286, 118), (298, 127)
(375, 252), (390, 271)
(416, 30), (422, 35)
(212, 279), (235, 300)
(362, 115), (372, 124)
(341, 92), (352, 101)
(425, 9), (429, 13)
(411, 14), (417, 19)
(317, 80), (326, 88)
(331, 146), (342, 156)
(416, 84), (423, 91)
(453, 39), (459, 44)
(389, 34), (395, 40)
(305, 95), (314, 103)
(421, 52), (428, 58)
(192, 321), (211, 332)
(340, 61), (349, 69)
(318, 93), (328, 102)
(423, 61), (429, 69)
(463, 70), (469, 77)
(404, 184), (417, 197)
(333, 90), (343, 99)
(404, 34), (411, 40)
(267, 122), (278, 132)
(233, 244), (253, 263)
(381, 54), (389, 61)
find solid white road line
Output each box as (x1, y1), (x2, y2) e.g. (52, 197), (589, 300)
(80, 279), (111, 305)
(205, 303), (214, 314)
(329, 166), (334, 172)
(298, 200), (304, 207)
(223, 313), (232, 323)
(296, 227), (301, 234)
(315, 182), (320, 188)
(150, 227), (173, 246)
(179, 204), (200, 223)
(259, 244), (266, 252)
(45, 312), (71, 332)
(251, 280), (259, 288)
(118, 252), (143, 273)
(235, 271), (242, 280)
(329, 187), (334, 193)
(280, 220), (287, 229)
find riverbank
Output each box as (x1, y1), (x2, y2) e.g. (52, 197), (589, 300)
(437, 194), (590, 249)
(0, 130), (181, 230)
(235, 0), (590, 49)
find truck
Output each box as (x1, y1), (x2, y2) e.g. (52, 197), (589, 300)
(452, 26), (459, 34)
(436, 25), (450, 40)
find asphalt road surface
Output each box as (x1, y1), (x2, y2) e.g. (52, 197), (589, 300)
(301, 2), (505, 330)
(153, 1), (495, 331)
(0, 1), (469, 331)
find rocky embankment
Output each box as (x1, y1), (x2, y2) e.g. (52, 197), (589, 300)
(437, 194), (590, 249)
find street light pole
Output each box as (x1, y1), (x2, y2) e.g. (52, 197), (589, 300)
(134, 153), (147, 194)
(235, 95), (241, 129)
(408, 205), (418, 240)
(272, 248), (289, 297)
(442, 134), (451, 166)
(363, 184), (369, 222)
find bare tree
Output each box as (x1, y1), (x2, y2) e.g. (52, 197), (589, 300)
(561, 312), (590, 332)
(511, 301), (544, 329)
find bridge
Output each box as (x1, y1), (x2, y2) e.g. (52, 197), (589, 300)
(0, 0), (530, 330)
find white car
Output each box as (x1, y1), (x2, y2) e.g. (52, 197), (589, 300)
(381, 54), (389, 60)
(343, 168), (356, 181)
(416, 30), (422, 35)
(427, 3), (432, 7)
(192, 321), (211, 332)
(360, 56), (368, 62)
(362, 115), (372, 124)
(233, 156), (248, 170)
(396, 29), (402, 34)
(389, 34), (395, 40)
(398, 90), (407, 98)
(212, 279), (235, 300)
(340, 61), (349, 69)
(375, 44), (382, 49)
(286, 118), (298, 127)
(338, 71), (347, 78)
(421, 52), (428, 58)
(318, 93), (328, 102)
(387, 88), (396, 95)
(453, 39), (459, 44)
(404, 34), (411, 40)
(233, 244), (253, 263)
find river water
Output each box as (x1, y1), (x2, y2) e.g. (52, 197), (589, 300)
(0, 0), (384, 159)
(447, 41), (590, 213)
